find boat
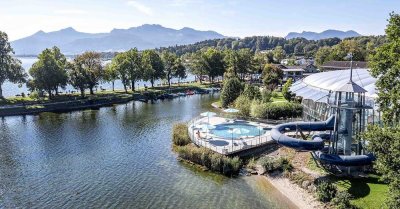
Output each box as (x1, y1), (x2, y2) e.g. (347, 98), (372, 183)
(186, 90), (195, 95)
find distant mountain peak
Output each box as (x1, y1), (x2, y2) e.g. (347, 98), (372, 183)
(285, 29), (361, 40)
(11, 24), (225, 55)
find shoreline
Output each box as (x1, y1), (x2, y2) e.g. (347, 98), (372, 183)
(262, 174), (324, 209)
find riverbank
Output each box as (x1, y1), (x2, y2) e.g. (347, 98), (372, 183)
(264, 173), (324, 209)
(0, 83), (220, 117)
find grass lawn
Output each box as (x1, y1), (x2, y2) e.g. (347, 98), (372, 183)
(271, 92), (288, 103)
(332, 174), (388, 209)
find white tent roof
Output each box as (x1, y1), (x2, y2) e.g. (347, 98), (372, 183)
(290, 69), (377, 103)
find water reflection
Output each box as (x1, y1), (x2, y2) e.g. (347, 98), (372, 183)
(0, 94), (294, 209)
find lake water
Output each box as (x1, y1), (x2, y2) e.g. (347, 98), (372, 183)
(2, 57), (196, 98)
(0, 94), (296, 209)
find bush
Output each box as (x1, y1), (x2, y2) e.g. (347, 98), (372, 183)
(282, 78), (294, 101)
(247, 158), (257, 170)
(250, 101), (303, 119)
(271, 91), (279, 98)
(220, 77), (243, 108)
(331, 190), (356, 209)
(259, 156), (292, 173)
(176, 145), (242, 176)
(242, 84), (261, 100)
(288, 171), (312, 186)
(259, 156), (276, 172)
(316, 181), (337, 203)
(172, 123), (191, 146)
(234, 94), (251, 117)
(261, 88), (272, 103)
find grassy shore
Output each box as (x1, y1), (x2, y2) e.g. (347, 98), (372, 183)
(0, 82), (219, 106)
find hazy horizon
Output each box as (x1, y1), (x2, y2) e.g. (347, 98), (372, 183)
(1, 0), (400, 41)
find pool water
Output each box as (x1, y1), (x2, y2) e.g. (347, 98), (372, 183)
(212, 123), (266, 139)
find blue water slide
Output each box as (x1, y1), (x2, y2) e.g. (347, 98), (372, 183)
(314, 152), (376, 166)
(271, 116), (335, 151)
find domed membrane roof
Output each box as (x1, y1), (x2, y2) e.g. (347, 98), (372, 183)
(290, 69), (377, 102)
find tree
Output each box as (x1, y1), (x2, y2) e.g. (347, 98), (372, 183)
(74, 51), (103, 95)
(282, 78), (294, 101)
(142, 50), (165, 88)
(125, 48), (143, 91)
(0, 31), (26, 98)
(315, 46), (332, 67)
(364, 13), (400, 209)
(29, 47), (68, 99)
(111, 52), (130, 93)
(262, 64), (283, 90)
(173, 58), (186, 85)
(220, 77), (243, 108)
(330, 40), (365, 61)
(369, 12), (400, 124)
(103, 63), (119, 91)
(162, 51), (178, 88)
(224, 49), (253, 81)
(68, 60), (89, 98)
(273, 46), (286, 63)
(242, 84), (261, 100)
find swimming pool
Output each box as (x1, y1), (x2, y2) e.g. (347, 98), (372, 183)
(211, 123), (267, 139)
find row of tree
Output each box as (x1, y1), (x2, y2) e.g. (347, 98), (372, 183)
(159, 35), (386, 59)
(0, 31), (187, 99)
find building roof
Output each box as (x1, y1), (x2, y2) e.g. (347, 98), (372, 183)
(282, 68), (305, 72)
(290, 69), (376, 104)
(321, 61), (368, 70)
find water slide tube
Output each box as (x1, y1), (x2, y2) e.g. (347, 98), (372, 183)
(271, 116), (375, 166)
(270, 116), (335, 151)
(313, 152), (376, 166)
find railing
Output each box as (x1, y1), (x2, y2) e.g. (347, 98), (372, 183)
(187, 117), (273, 155)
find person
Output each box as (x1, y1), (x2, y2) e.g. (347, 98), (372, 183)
(196, 130), (200, 138)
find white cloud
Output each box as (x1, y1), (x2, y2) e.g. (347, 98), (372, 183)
(126, 1), (153, 16)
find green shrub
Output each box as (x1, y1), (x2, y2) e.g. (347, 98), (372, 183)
(276, 157), (293, 172)
(261, 89), (272, 103)
(250, 101), (302, 119)
(247, 158), (257, 170)
(259, 156), (276, 172)
(234, 94), (251, 117)
(172, 123), (191, 146)
(316, 181), (337, 203)
(259, 156), (293, 173)
(288, 171), (311, 185)
(282, 78), (294, 101)
(242, 84), (261, 100)
(176, 145), (242, 176)
(271, 90), (279, 98)
(331, 190), (356, 209)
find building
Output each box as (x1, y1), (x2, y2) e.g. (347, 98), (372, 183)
(320, 61), (368, 71)
(273, 63), (319, 82)
(289, 68), (379, 122)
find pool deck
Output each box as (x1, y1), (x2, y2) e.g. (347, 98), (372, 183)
(188, 116), (275, 155)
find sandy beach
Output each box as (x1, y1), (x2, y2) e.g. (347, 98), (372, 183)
(263, 174), (324, 209)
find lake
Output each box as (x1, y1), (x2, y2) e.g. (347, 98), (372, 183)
(0, 94), (296, 208)
(2, 57), (196, 98)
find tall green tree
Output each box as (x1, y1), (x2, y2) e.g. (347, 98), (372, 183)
(111, 52), (130, 93)
(74, 51), (103, 95)
(162, 51), (178, 88)
(220, 77), (243, 108)
(262, 64), (283, 90)
(224, 49), (253, 81)
(125, 48), (143, 91)
(0, 31), (27, 98)
(142, 50), (165, 87)
(282, 78), (294, 101)
(273, 46), (286, 63)
(315, 46), (333, 67)
(28, 47), (68, 99)
(173, 58), (186, 85)
(68, 60), (89, 98)
(364, 12), (400, 209)
(103, 63), (119, 91)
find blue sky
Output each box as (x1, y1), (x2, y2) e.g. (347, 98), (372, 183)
(1, 0), (399, 41)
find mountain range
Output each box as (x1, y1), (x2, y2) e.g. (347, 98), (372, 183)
(285, 30), (361, 40)
(11, 24), (225, 55)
